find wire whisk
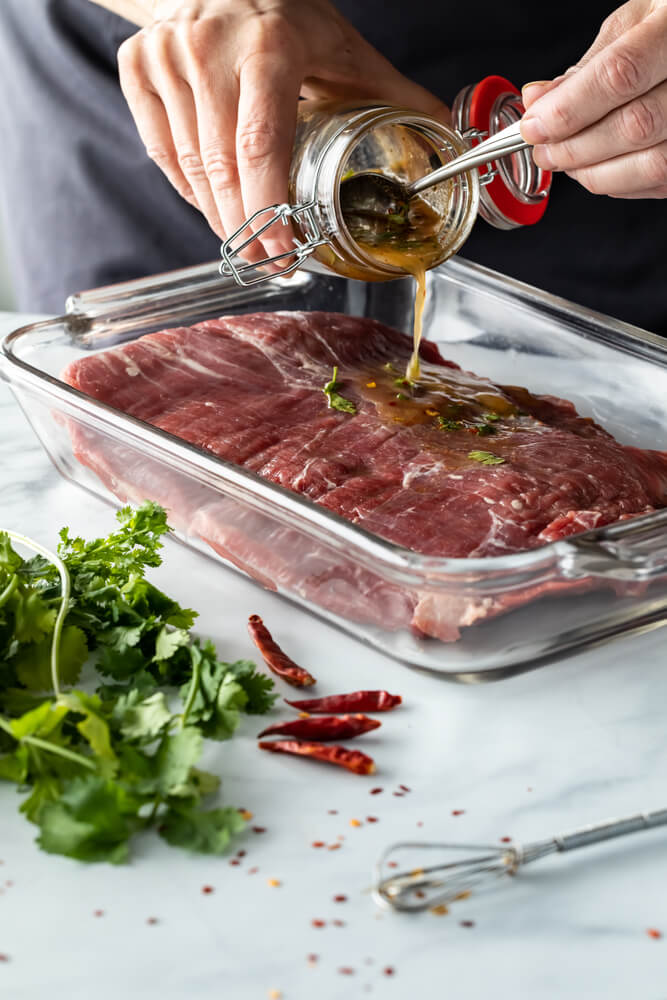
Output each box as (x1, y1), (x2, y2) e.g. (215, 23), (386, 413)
(373, 808), (667, 913)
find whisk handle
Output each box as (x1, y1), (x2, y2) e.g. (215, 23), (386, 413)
(520, 808), (667, 865)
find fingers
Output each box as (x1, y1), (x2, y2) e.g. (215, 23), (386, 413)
(520, 7), (667, 145)
(532, 79), (667, 170)
(156, 72), (229, 240)
(565, 139), (667, 196)
(118, 37), (198, 211)
(236, 52), (303, 263)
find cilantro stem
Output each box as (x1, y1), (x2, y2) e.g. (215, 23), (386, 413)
(0, 717), (97, 771)
(0, 573), (18, 608)
(5, 531), (71, 700)
(180, 650), (202, 729)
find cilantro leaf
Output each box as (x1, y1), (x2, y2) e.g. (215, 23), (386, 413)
(36, 776), (140, 864)
(14, 625), (88, 691)
(112, 689), (173, 744)
(152, 727), (203, 796)
(323, 366), (357, 414)
(159, 804), (246, 854)
(224, 659), (278, 714)
(468, 450), (506, 466)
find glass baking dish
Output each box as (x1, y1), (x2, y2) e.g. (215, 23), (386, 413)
(2, 258), (666, 680)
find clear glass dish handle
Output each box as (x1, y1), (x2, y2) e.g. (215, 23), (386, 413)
(557, 509), (667, 581)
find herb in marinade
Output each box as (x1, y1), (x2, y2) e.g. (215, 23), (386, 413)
(323, 366), (357, 414)
(468, 450), (506, 466)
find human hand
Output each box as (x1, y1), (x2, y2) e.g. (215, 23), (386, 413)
(520, 0), (667, 199)
(117, 0), (449, 264)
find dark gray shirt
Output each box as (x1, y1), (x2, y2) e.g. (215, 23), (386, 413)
(0, 0), (663, 333)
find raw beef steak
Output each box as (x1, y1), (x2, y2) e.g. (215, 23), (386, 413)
(61, 311), (667, 640)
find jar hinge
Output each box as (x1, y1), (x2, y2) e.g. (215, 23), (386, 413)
(220, 202), (328, 287)
(458, 128), (498, 186)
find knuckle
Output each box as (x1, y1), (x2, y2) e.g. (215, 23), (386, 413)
(245, 12), (291, 57)
(200, 145), (238, 192)
(643, 146), (667, 187)
(176, 148), (207, 181)
(236, 120), (279, 167)
(620, 97), (661, 146)
(549, 99), (578, 135)
(598, 46), (643, 99)
(145, 145), (174, 170)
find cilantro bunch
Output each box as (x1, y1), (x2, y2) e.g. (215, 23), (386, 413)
(0, 502), (276, 863)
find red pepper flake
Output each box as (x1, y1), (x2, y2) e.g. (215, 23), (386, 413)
(311, 841), (325, 848)
(370, 787), (383, 795)
(333, 919), (346, 927)
(430, 904), (449, 916)
(238, 809), (253, 820)
(5, 881), (13, 887)
(146, 917), (159, 926)
(460, 920), (476, 928)
(248, 614), (316, 687)
(311, 919), (326, 928)
(452, 809), (465, 816)
(258, 740), (376, 775)
(237, 849), (246, 858)
(93, 909), (104, 918)
(252, 826), (267, 834)
(415, 890), (426, 899)
(338, 967), (355, 975)
(328, 809), (338, 815)
(333, 894), (348, 903)
(387, 401), (397, 407)
(0, 955), (9, 963)
(267, 878), (281, 888)
(527, 787), (533, 792)
(393, 791), (404, 797)
(366, 816), (379, 823)
(500, 836), (512, 843)
(259, 714), (381, 742)
(647, 928), (662, 939)
(416, 821), (423, 827)
(307, 954), (319, 965)
(229, 858), (241, 866)
(383, 967), (396, 976)
(399, 784), (411, 793)
(248, 867), (259, 875)
(201, 885), (214, 895)
(328, 843), (342, 851)
(387, 861), (398, 868)
(350, 818), (362, 828)
(286, 691), (401, 714)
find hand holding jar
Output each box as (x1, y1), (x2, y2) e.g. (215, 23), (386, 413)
(116, 0), (449, 261)
(521, 0), (667, 199)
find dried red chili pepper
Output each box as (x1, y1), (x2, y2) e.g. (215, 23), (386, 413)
(258, 714), (380, 741)
(248, 614), (316, 687)
(258, 740), (375, 775)
(285, 690), (401, 714)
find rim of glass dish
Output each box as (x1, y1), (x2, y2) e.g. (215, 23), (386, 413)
(2, 257), (666, 588)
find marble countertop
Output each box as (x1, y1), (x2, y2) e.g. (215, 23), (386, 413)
(1, 311), (666, 1000)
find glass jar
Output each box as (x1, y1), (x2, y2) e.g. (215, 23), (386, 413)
(220, 76), (552, 286)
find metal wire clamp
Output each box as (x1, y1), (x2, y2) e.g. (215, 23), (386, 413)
(220, 201), (328, 287)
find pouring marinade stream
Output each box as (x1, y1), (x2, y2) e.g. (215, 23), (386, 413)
(341, 175), (445, 382)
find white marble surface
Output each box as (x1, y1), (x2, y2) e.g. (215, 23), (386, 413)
(1, 311), (667, 999)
